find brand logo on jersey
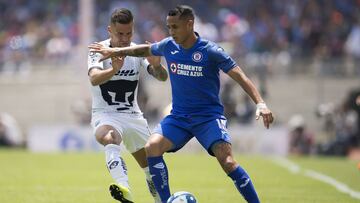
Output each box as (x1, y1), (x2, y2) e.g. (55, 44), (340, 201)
(169, 62), (204, 77)
(171, 50), (179, 55)
(115, 69), (138, 76)
(192, 51), (203, 62)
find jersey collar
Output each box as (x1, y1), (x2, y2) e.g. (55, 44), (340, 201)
(180, 32), (201, 52)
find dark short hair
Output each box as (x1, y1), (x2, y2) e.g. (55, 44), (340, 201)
(168, 5), (195, 20)
(110, 8), (133, 24)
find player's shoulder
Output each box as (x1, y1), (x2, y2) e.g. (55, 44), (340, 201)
(162, 36), (174, 43)
(89, 39), (109, 57)
(152, 37), (177, 53)
(204, 40), (230, 61)
(203, 39), (222, 52)
(99, 39), (111, 46)
(156, 37), (175, 47)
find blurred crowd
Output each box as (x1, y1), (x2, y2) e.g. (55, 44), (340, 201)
(315, 88), (360, 156)
(287, 88), (360, 156)
(0, 0), (360, 75)
(0, 0), (78, 75)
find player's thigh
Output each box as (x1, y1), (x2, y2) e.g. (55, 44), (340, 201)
(91, 113), (123, 145)
(193, 117), (231, 156)
(153, 115), (193, 153)
(121, 116), (150, 154)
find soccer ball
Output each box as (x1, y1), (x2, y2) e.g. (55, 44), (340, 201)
(166, 191), (197, 203)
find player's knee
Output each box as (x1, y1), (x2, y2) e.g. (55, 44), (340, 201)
(96, 134), (112, 145)
(145, 140), (158, 156)
(220, 156), (238, 173)
(96, 130), (120, 145)
(145, 139), (163, 156)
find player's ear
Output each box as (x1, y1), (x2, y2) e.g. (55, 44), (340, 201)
(107, 26), (112, 34)
(187, 19), (194, 29)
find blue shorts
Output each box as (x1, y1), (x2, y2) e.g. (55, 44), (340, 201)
(153, 114), (231, 156)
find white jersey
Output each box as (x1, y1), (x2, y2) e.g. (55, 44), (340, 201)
(88, 39), (150, 115)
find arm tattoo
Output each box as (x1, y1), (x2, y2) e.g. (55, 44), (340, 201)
(121, 45), (150, 57)
(147, 65), (168, 81)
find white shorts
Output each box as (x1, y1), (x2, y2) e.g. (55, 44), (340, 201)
(91, 112), (150, 153)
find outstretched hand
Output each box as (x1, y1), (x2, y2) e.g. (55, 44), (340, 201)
(255, 103), (274, 129)
(89, 42), (118, 62)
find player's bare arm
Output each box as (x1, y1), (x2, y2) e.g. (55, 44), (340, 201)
(145, 41), (168, 81)
(89, 43), (152, 61)
(147, 64), (168, 82)
(88, 56), (125, 86)
(227, 66), (274, 128)
(146, 54), (168, 81)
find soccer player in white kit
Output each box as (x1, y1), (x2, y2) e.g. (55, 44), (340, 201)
(87, 8), (167, 203)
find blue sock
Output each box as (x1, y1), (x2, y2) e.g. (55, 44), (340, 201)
(147, 156), (170, 203)
(228, 166), (260, 203)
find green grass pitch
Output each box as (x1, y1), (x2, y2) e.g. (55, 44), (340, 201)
(0, 149), (359, 203)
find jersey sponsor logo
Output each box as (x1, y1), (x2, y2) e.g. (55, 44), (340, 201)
(170, 50), (179, 55)
(169, 62), (204, 77)
(192, 51), (203, 62)
(115, 69), (138, 76)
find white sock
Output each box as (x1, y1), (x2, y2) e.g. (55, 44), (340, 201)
(105, 144), (129, 189)
(143, 166), (161, 203)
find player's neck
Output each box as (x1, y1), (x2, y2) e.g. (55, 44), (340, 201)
(180, 32), (198, 49)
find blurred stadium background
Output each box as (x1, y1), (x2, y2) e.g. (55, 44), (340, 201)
(0, 0), (360, 202)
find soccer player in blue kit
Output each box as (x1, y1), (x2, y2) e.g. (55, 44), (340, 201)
(89, 5), (274, 203)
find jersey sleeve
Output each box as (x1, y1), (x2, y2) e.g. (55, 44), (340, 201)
(88, 51), (103, 71)
(140, 57), (150, 71)
(208, 44), (236, 73)
(150, 37), (171, 56)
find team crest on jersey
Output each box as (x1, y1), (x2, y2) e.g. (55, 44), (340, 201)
(170, 63), (177, 73)
(192, 51), (203, 62)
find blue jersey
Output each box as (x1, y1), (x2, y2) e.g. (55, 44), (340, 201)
(151, 33), (236, 117)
